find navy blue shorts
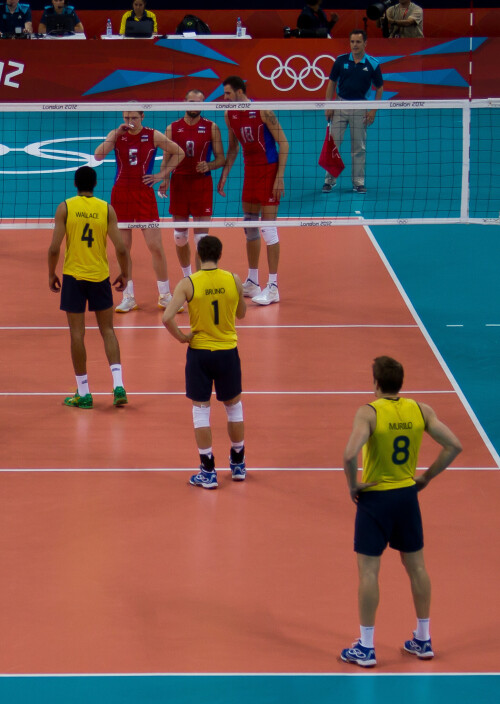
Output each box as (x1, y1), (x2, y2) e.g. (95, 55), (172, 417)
(60, 274), (113, 314)
(186, 347), (242, 403)
(354, 484), (424, 556)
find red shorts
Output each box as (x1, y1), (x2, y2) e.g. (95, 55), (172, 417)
(169, 173), (213, 218)
(242, 162), (279, 206)
(111, 181), (159, 223)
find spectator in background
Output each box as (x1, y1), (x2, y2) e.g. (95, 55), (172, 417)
(380, 0), (424, 38)
(0, 0), (32, 36)
(38, 0), (84, 34)
(119, 0), (157, 35)
(297, 0), (338, 37)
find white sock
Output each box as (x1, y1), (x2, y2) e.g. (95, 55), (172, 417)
(231, 441), (245, 452)
(415, 618), (430, 641)
(268, 273), (278, 286)
(110, 364), (123, 389)
(199, 446), (213, 459)
(181, 265), (192, 277)
(157, 280), (170, 295)
(124, 280), (134, 296)
(76, 374), (89, 397)
(248, 269), (259, 284)
(360, 625), (374, 648)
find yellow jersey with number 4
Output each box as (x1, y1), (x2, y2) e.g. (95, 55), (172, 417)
(63, 195), (109, 282)
(188, 268), (239, 351)
(362, 397), (425, 491)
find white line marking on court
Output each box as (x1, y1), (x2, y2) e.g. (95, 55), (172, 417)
(364, 225), (500, 469)
(0, 390), (456, 397)
(485, 324), (500, 327)
(0, 324), (419, 331)
(446, 324), (464, 327)
(0, 466), (492, 473)
(0, 671), (498, 677)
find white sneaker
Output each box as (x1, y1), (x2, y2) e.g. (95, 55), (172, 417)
(115, 294), (138, 313)
(242, 279), (261, 298)
(252, 283), (279, 305)
(158, 293), (184, 313)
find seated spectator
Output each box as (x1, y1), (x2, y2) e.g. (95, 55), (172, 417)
(119, 0), (157, 36)
(381, 0), (424, 38)
(38, 0), (84, 35)
(297, 1), (338, 37)
(0, 0), (33, 36)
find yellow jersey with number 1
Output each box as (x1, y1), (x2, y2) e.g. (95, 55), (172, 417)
(63, 195), (110, 282)
(362, 397), (425, 492)
(188, 268), (239, 351)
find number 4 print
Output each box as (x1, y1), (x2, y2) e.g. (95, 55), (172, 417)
(81, 222), (94, 247)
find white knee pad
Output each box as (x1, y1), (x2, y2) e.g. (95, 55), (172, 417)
(244, 213), (260, 242)
(174, 229), (189, 247)
(192, 404), (211, 428)
(225, 401), (243, 423)
(194, 231), (208, 246)
(261, 227), (279, 246)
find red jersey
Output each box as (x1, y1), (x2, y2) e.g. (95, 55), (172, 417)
(170, 117), (214, 178)
(228, 109), (278, 166)
(113, 126), (157, 185)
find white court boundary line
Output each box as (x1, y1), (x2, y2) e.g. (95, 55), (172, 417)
(0, 671), (498, 677)
(0, 390), (456, 397)
(0, 466), (493, 473)
(0, 324), (419, 330)
(364, 224), (500, 469)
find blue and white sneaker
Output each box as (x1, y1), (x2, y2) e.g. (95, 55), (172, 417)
(189, 467), (218, 490)
(230, 458), (246, 481)
(404, 634), (434, 659)
(340, 639), (376, 668)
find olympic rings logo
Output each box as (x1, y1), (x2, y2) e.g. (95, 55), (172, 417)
(257, 54), (335, 92)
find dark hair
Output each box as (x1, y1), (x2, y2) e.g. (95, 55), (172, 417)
(222, 75), (247, 94)
(372, 356), (404, 394)
(197, 235), (222, 263)
(350, 29), (367, 42)
(74, 166), (97, 192)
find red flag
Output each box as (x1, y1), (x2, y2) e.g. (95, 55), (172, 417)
(318, 126), (345, 177)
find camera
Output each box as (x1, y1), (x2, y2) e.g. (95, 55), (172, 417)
(367, 1), (395, 21)
(283, 26), (328, 39)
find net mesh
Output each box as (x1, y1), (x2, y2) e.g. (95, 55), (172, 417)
(0, 99), (498, 229)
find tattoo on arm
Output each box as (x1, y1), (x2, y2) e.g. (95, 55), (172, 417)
(264, 110), (278, 126)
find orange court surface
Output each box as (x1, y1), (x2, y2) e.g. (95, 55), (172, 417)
(0, 224), (498, 684)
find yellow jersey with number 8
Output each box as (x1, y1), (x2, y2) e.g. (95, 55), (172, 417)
(362, 397), (425, 491)
(63, 195), (109, 282)
(188, 268), (239, 351)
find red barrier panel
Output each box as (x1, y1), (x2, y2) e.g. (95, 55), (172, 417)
(0, 37), (498, 101)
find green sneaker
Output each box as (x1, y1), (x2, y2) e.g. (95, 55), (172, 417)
(64, 392), (93, 409)
(113, 386), (128, 406)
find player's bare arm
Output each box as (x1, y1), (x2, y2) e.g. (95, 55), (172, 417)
(415, 403), (463, 490)
(143, 131), (185, 187)
(47, 202), (68, 292)
(343, 405), (378, 502)
(162, 278), (194, 343)
(197, 123), (226, 174)
(106, 204), (129, 291)
(262, 110), (289, 199)
(94, 125), (130, 161)
(217, 115), (239, 197)
(233, 274), (247, 320)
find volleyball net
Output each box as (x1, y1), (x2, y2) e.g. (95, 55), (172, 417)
(0, 99), (498, 229)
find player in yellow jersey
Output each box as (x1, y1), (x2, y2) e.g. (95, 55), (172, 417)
(162, 235), (246, 489)
(340, 356), (462, 667)
(48, 166), (129, 409)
